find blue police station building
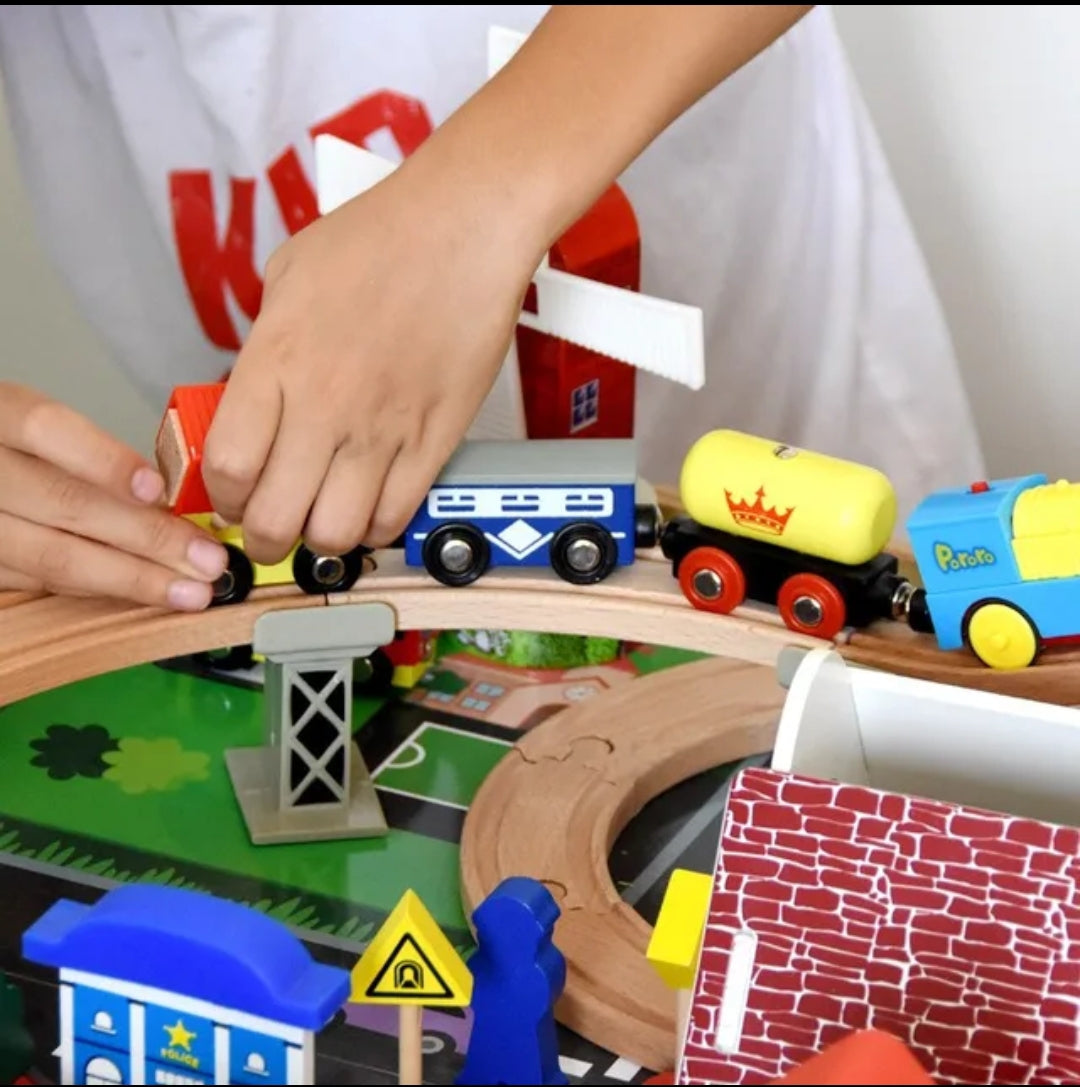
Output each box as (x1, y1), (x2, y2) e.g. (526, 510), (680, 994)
(22, 885), (350, 1086)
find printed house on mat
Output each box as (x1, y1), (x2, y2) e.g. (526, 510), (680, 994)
(678, 766), (1080, 1087)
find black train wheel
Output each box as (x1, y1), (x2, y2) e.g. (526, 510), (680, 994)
(354, 647), (396, 693)
(211, 544), (254, 606)
(292, 544), (367, 595)
(422, 523), (490, 586)
(549, 522), (618, 585)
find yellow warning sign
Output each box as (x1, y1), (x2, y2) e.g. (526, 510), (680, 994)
(350, 889), (472, 1006)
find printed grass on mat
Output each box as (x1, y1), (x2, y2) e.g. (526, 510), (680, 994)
(0, 639), (712, 952)
(0, 664), (472, 948)
(0, 817), (387, 948)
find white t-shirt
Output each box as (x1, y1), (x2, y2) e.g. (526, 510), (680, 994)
(0, 5), (986, 520)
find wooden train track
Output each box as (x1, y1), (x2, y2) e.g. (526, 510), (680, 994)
(0, 549), (815, 708)
(458, 654), (785, 1072)
(843, 617), (1080, 703)
(5, 547), (1080, 708)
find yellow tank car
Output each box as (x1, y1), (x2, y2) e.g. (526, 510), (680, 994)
(679, 430), (897, 567)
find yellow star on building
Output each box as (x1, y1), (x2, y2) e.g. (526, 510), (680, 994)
(164, 1019), (196, 1050)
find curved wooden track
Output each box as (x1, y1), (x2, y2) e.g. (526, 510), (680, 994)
(0, 549), (820, 708)
(6, 547), (1080, 709)
(459, 654), (784, 1072)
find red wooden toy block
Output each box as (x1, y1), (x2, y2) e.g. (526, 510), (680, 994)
(155, 382), (226, 516)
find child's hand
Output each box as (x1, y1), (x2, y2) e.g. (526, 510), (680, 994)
(0, 384), (228, 609)
(201, 158), (543, 567)
(194, 5), (816, 571)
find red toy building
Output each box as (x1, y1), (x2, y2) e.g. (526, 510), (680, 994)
(516, 184), (640, 440)
(680, 766), (1080, 1086)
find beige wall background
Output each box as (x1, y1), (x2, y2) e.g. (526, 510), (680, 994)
(1, 5), (1077, 474)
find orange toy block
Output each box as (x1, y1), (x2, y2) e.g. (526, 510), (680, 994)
(155, 382), (227, 515)
(771, 1029), (935, 1085)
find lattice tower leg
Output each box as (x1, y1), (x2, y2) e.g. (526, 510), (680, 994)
(226, 603), (395, 845)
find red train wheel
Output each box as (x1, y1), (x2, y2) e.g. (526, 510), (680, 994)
(678, 547), (747, 614)
(777, 572), (847, 639)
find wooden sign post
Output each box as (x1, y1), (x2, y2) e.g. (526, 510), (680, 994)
(350, 890), (473, 1085)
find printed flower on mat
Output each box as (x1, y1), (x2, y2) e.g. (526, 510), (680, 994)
(29, 723), (120, 781)
(102, 737), (210, 795)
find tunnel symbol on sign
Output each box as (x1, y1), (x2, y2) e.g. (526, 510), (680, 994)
(395, 960), (423, 990)
(365, 933), (455, 1000)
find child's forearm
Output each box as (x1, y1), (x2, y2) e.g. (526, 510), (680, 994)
(402, 5), (814, 261)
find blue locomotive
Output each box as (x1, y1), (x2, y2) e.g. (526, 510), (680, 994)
(907, 473), (1080, 670)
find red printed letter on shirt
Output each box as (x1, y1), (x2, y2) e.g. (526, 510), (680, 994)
(311, 90), (434, 157)
(267, 90), (436, 238)
(170, 171), (265, 350)
(170, 91), (436, 352)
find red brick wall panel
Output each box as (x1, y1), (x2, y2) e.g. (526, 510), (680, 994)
(678, 767), (1080, 1086)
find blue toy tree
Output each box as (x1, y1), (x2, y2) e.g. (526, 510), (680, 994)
(457, 876), (568, 1086)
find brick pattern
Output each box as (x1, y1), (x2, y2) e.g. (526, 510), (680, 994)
(678, 767), (1080, 1086)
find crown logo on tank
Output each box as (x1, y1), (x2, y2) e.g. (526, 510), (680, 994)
(724, 487), (795, 536)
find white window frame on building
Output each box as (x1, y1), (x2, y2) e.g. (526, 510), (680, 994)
(57, 969), (314, 1086)
(570, 379), (601, 433)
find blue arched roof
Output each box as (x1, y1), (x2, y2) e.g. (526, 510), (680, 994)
(22, 885), (350, 1030)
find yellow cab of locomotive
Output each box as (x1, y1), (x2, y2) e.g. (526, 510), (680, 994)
(679, 430), (898, 567)
(1012, 477), (1080, 581)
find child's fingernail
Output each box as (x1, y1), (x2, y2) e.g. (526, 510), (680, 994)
(167, 579), (212, 611)
(132, 467), (164, 503)
(187, 537), (228, 579)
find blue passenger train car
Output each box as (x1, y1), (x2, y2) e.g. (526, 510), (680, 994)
(404, 439), (659, 587)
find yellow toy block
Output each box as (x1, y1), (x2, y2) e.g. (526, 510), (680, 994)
(646, 868), (712, 990)
(350, 889), (473, 1007)
(392, 659), (431, 689)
